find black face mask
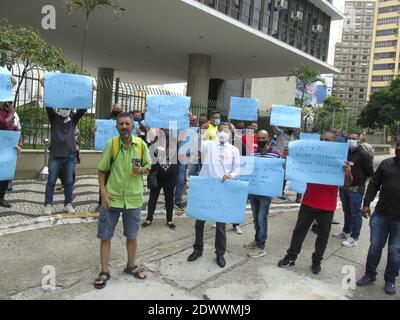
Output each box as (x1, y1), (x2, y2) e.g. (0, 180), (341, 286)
(257, 140), (268, 149)
(112, 111), (121, 118)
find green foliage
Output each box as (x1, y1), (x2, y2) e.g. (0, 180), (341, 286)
(77, 114), (95, 150)
(358, 77), (400, 130)
(323, 96), (348, 113)
(17, 102), (49, 149)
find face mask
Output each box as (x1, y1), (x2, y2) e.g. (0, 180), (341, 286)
(214, 119), (221, 126)
(257, 140), (268, 149)
(112, 110), (121, 117)
(59, 109), (70, 118)
(133, 116), (141, 122)
(348, 139), (358, 150)
(218, 131), (230, 143)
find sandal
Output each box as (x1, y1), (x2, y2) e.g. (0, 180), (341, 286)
(141, 221), (152, 227)
(124, 264), (146, 280)
(94, 271), (111, 289)
(167, 222), (176, 230)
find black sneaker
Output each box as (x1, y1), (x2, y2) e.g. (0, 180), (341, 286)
(278, 255), (296, 268)
(311, 263), (321, 274)
(0, 199), (12, 208)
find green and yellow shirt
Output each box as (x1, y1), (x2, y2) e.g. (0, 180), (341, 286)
(97, 136), (152, 209)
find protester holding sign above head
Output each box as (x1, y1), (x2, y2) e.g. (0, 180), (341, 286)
(41, 75), (95, 215)
(187, 122), (240, 268)
(278, 132), (353, 275)
(333, 133), (374, 248)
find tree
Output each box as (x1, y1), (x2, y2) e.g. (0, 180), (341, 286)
(291, 64), (324, 110)
(0, 20), (79, 104)
(65, 0), (122, 73)
(358, 76), (400, 130)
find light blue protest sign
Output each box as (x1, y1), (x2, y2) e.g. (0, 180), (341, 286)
(145, 95), (190, 129)
(289, 181), (307, 194)
(44, 72), (94, 109)
(0, 67), (13, 102)
(95, 120), (119, 151)
(229, 97), (259, 121)
(187, 176), (249, 224)
(286, 140), (349, 186)
(300, 133), (320, 141)
(270, 105), (302, 129)
(239, 156), (285, 197)
(0, 130), (21, 181)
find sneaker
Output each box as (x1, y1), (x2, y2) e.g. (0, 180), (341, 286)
(331, 218), (340, 225)
(311, 263), (321, 275)
(278, 255), (296, 268)
(341, 237), (358, 247)
(243, 240), (257, 250)
(333, 231), (350, 239)
(174, 203), (185, 211)
(44, 204), (54, 215)
(233, 225), (243, 235)
(384, 282), (397, 296)
(248, 248), (266, 258)
(64, 203), (76, 214)
(357, 274), (376, 286)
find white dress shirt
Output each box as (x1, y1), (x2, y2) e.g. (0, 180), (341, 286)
(199, 140), (240, 179)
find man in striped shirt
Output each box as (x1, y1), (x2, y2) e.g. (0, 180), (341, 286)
(244, 130), (283, 258)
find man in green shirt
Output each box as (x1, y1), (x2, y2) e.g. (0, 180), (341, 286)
(94, 112), (151, 289)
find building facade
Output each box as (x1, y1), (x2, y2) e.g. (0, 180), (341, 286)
(196, 0), (338, 62)
(332, 0), (375, 115)
(367, 0), (400, 96)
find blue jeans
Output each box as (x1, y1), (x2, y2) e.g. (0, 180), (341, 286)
(174, 162), (187, 205)
(365, 212), (400, 283)
(249, 195), (272, 249)
(340, 188), (364, 240)
(45, 153), (76, 206)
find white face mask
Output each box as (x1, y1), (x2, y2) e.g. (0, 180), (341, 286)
(218, 131), (230, 143)
(348, 139), (358, 150)
(59, 109), (70, 118)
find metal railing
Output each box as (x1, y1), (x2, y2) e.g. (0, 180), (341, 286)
(9, 65), (232, 149)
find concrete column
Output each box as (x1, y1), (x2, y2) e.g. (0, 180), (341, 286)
(96, 67), (114, 119)
(186, 54), (211, 115)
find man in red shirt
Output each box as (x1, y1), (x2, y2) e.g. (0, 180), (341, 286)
(278, 132), (353, 274)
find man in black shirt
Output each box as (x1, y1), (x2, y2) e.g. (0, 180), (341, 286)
(357, 142), (400, 296)
(44, 107), (86, 215)
(333, 133), (374, 247)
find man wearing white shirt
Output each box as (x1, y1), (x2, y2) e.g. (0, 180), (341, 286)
(187, 122), (241, 268)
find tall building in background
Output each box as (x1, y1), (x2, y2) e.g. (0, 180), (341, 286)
(367, 0), (400, 96)
(332, 0), (375, 115)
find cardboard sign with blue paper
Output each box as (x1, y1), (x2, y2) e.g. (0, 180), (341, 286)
(44, 72), (94, 109)
(300, 133), (320, 141)
(270, 105), (302, 129)
(289, 180), (307, 194)
(229, 97), (259, 121)
(0, 130), (21, 181)
(186, 176), (249, 224)
(239, 156), (285, 197)
(145, 95), (190, 130)
(95, 120), (119, 151)
(0, 67), (14, 102)
(286, 140), (349, 186)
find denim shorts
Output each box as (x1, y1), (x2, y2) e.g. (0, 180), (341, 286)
(97, 207), (141, 240)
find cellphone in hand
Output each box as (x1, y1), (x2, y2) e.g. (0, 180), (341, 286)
(132, 158), (141, 167)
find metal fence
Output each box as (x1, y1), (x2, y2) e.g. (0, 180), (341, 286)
(9, 65), (232, 150)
